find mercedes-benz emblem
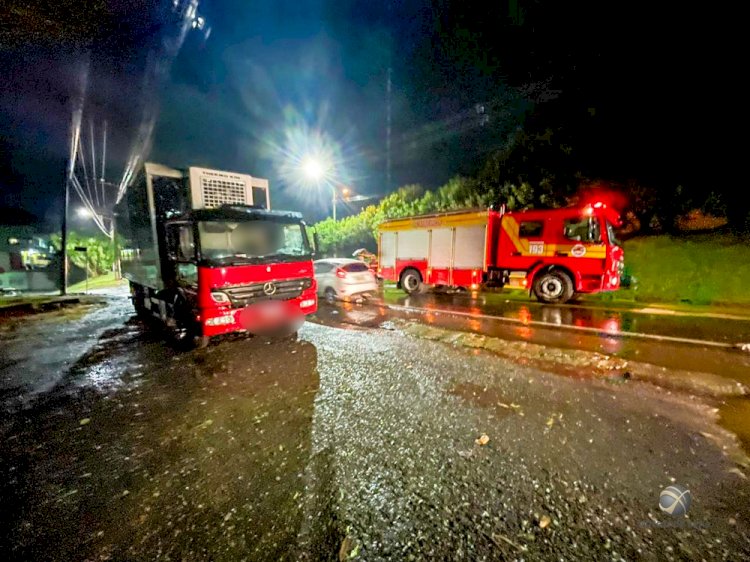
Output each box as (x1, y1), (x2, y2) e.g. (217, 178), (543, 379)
(263, 282), (277, 296)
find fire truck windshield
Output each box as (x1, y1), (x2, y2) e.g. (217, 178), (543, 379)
(198, 220), (311, 265)
(605, 220), (620, 246)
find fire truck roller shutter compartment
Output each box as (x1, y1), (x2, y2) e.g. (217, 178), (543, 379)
(397, 229), (429, 260)
(429, 228), (452, 268)
(380, 232), (397, 267)
(453, 225), (486, 269)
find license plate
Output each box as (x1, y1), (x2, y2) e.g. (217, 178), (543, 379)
(257, 301), (284, 317)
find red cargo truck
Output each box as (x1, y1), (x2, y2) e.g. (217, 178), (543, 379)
(378, 202), (623, 304)
(115, 162), (317, 347)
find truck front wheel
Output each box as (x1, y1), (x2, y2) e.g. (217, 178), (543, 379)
(533, 270), (574, 304)
(400, 268), (423, 294)
(171, 296), (208, 350)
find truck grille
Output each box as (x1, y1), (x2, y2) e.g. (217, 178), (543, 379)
(223, 278), (313, 306)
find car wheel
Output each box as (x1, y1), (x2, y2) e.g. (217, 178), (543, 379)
(325, 287), (337, 303)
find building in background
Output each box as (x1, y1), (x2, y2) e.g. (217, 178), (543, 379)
(0, 225), (58, 293)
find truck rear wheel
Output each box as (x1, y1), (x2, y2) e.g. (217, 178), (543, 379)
(533, 270), (574, 304)
(131, 284), (151, 319)
(400, 268), (423, 294)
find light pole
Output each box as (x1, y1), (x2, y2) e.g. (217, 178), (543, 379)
(330, 186), (336, 221)
(300, 157), (368, 221)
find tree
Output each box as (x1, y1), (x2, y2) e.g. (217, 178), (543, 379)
(49, 232), (114, 276)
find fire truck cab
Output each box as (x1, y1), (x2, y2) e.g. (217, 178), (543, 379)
(378, 203), (623, 304)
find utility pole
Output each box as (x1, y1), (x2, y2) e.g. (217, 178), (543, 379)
(60, 174), (69, 295)
(386, 0), (393, 193)
(331, 187), (337, 221)
(386, 66), (392, 193)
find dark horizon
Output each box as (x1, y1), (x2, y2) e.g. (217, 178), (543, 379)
(0, 1), (737, 228)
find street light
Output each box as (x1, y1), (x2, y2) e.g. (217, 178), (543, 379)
(302, 157), (325, 181)
(300, 155), (344, 220)
(75, 205), (121, 280)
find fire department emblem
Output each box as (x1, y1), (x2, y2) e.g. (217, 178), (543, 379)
(263, 282), (277, 296)
(571, 244), (587, 257)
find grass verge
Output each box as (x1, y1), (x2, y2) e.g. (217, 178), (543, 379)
(68, 272), (125, 293)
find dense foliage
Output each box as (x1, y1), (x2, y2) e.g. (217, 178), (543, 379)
(49, 232), (115, 276)
(315, 124), (744, 256)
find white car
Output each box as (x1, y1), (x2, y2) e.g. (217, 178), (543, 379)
(314, 258), (378, 301)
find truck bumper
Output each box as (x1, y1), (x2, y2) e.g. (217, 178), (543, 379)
(199, 289), (318, 337)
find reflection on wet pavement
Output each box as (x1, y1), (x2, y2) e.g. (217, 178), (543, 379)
(0, 298), (132, 412)
(314, 297), (750, 390)
(384, 290), (750, 344)
(1, 321), (322, 561)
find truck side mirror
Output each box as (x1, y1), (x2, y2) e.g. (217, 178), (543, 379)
(305, 225), (320, 257)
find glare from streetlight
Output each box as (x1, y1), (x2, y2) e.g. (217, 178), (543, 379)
(302, 157), (325, 181)
(77, 207), (92, 218)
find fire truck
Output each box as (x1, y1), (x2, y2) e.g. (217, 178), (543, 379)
(114, 162), (317, 347)
(378, 203), (623, 304)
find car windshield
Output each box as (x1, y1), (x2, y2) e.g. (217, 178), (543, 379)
(198, 220), (310, 264)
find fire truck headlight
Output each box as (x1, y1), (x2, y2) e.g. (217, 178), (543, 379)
(299, 298), (316, 308)
(210, 291), (230, 304)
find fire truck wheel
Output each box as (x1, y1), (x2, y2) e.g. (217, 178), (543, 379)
(533, 269), (574, 304)
(400, 268), (423, 294)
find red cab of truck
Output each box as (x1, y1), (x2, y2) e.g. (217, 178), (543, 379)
(115, 163), (317, 346)
(378, 202), (623, 304)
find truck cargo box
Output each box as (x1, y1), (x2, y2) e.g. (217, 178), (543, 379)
(115, 163), (270, 290)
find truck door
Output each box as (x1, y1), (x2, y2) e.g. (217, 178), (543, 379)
(498, 215), (547, 270)
(560, 216), (607, 260)
(165, 223), (198, 291)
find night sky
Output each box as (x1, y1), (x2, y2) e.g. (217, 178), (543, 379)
(0, 1), (734, 226)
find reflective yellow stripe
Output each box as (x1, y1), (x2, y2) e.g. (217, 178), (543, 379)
(379, 211), (489, 231)
(501, 216), (528, 252)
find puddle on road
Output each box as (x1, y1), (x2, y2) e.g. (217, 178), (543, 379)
(719, 398), (750, 463)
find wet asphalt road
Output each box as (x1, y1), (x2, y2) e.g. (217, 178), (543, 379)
(379, 290), (750, 346)
(1, 296), (750, 561)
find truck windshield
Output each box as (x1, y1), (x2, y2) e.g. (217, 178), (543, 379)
(198, 220), (310, 265)
(606, 220), (620, 246)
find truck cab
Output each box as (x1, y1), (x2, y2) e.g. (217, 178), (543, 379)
(162, 206), (317, 340)
(494, 203), (623, 302)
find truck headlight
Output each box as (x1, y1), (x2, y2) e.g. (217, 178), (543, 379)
(299, 298), (316, 308)
(205, 314), (235, 326)
(211, 291), (230, 304)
